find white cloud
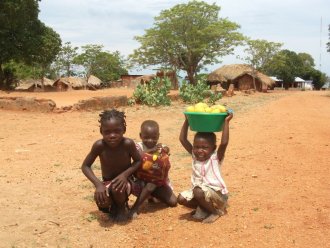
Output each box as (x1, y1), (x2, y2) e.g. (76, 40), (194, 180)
(39, 0), (330, 75)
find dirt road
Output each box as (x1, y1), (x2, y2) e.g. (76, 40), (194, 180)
(0, 90), (329, 247)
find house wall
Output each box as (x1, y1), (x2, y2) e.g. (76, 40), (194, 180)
(121, 75), (142, 88)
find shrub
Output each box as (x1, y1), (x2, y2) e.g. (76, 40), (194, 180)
(179, 78), (222, 104)
(132, 77), (171, 106)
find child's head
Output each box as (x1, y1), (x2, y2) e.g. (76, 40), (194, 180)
(98, 109), (126, 147)
(140, 120), (160, 149)
(193, 132), (216, 161)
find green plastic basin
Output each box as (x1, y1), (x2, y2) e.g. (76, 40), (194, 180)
(184, 111), (228, 132)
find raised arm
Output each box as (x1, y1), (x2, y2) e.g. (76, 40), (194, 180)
(179, 117), (193, 154)
(217, 112), (233, 161)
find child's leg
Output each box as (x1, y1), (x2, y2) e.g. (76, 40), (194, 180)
(109, 186), (129, 222)
(177, 193), (198, 209)
(193, 187), (223, 223)
(130, 183), (157, 216)
(193, 187), (217, 214)
(152, 185), (177, 207)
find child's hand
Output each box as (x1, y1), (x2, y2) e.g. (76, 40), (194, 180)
(225, 110), (233, 122)
(95, 183), (108, 205)
(111, 174), (128, 193)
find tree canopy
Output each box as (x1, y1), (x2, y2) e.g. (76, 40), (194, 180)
(129, 0), (244, 84)
(263, 49), (326, 89)
(0, 0), (63, 89)
(53, 42), (79, 77)
(74, 44), (128, 82)
(241, 39), (283, 71)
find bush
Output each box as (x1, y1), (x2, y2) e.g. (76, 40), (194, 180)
(132, 77), (171, 106)
(179, 79), (222, 104)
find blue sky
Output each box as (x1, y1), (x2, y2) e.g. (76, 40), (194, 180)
(39, 0), (330, 76)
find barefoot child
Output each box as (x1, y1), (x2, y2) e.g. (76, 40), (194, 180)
(178, 112), (233, 223)
(81, 109), (142, 221)
(129, 120), (177, 217)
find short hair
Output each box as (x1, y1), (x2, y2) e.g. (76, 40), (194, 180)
(194, 132), (216, 146)
(141, 120), (159, 131)
(98, 109), (126, 132)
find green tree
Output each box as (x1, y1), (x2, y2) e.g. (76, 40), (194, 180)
(0, 0), (43, 87)
(264, 50), (304, 89)
(241, 39), (283, 71)
(240, 38), (282, 89)
(74, 44), (127, 82)
(130, 0), (243, 84)
(54, 42), (78, 77)
(34, 25), (62, 89)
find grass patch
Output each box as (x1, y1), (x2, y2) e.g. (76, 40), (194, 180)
(83, 195), (95, 202)
(85, 213), (97, 222)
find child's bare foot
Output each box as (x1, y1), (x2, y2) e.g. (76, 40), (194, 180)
(128, 209), (139, 219)
(192, 206), (208, 220)
(202, 213), (220, 223)
(114, 208), (129, 222)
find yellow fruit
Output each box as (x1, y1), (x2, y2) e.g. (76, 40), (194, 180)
(205, 107), (212, 113)
(194, 107), (205, 113)
(186, 106), (195, 112)
(212, 109), (221, 113)
(152, 154), (158, 161)
(218, 105), (227, 113)
(195, 102), (208, 109)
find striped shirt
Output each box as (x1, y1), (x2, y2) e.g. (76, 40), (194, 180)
(191, 151), (228, 194)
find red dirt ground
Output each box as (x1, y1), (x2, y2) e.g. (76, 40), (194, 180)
(0, 90), (329, 247)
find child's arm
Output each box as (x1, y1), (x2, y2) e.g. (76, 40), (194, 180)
(179, 117), (193, 154)
(81, 141), (107, 204)
(111, 139), (142, 192)
(217, 112), (233, 161)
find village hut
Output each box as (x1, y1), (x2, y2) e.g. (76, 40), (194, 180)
(15, 78), (54, 92)
(130, 74), (156, 89)
(207, 64), (275, 92)
(156, 70), (179, 89)
(120, 74), (143, 88)
(53, 77), (87, 91)
(87, 75), (102, 90)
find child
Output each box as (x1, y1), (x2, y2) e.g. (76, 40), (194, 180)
(81, 109), (142, 222)
(129, 120), (177, 217)
(178, 112), (233, 223)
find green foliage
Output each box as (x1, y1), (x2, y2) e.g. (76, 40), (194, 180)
(130, 0), (243, 84)
(74, 44), (128, 82)
(53, 42), (79, 77)
(132, 77), (171, 106)
(179, 78), (221, 104)
(241, 39), (283, 70)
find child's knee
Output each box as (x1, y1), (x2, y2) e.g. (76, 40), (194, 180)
(177, 194), (186, 205)
(145, 183), (157, 192)
(192, 187), (205, 200)
(168, 195), (178, 207)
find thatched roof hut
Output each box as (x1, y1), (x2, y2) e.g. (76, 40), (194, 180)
(134, 74), (156, 84)
(207, 64), (275, 92)
(15, 78), (54, 91)
(87, 75), (102, 87)
(53, 77), (87, 91)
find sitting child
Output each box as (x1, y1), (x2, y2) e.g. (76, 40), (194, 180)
(178, 112), (233, 223)
(81, 109), (142, 221)
(129, 120), (177, 217)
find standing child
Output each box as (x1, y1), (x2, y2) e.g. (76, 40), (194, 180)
(178, 112), (233, 223)
(129, 120), (177, 218)
(81, 109), (142, 221)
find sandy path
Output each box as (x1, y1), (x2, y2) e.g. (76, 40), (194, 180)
(0, 90), (329, 247)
